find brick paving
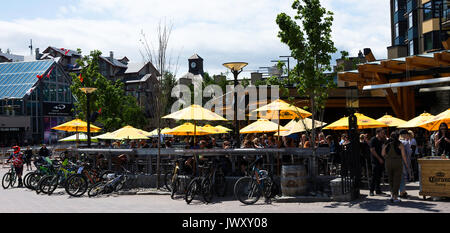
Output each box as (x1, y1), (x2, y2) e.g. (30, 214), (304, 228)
(1, 168), (450, 213)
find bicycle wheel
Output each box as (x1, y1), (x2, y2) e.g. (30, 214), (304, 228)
(185, 177), (200, 204)
(38, 175), (58, 195)
(28, 173), (42, 191)
(234, 176), (261, 205)
(65, 174), (88, 197)
(263, 177), (273, 199)
(170, 174), (179, 199)
(164, 171), (173, 192)
(88, 182), (105, 197)
(23, 172), (33, 189)
(201, 178), (213, 203)
(2, 173), (13, 189)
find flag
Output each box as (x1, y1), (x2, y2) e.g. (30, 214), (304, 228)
(36, 74), (43, 80)
(65, 49), (70, 55)
(90, 108), (102, 122)
(78, 74), (83, 83)
(46, 66), (55, 78)
(25, 86), (36, 96)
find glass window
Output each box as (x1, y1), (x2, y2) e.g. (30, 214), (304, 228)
(49, 83), (56, 102)
(409, 40), (414, 56)
(43, 83), (50, 101)
(409, 12), (413, 28)
(394, 0), (398, 12)
(434, 0), (443, 18)
(57, 85), (64, 102)
(424, 32), (433, 51)
(395, 23), (399, 38)
(424, 2), (433, 21)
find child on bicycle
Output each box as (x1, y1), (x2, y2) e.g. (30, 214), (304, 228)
(7, 146), (25, 187)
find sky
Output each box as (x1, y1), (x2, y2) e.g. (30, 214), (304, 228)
(0, 0), (391, 79)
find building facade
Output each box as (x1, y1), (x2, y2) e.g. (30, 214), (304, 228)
(389, 0), (450, 58)
(0, 60), (74, 146)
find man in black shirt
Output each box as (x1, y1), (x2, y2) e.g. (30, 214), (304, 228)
(369, 128), (386, 196)
(38, 144), (50, 158)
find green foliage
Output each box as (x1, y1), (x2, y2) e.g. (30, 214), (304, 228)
(70, 50), (147, 132)
(276, 0), (338, 111)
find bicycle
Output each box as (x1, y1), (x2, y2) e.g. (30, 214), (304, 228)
(165, 158), (193, 199)
(200, 159), (227, 203)
(64, 159), (114, 197)
(2, 164), (17, 189)
(36, 158), (77, 195)
(87, 166), (132, 197)
(24, 158), (54, 190)
(185, 159), (221, 204)
(233, 156), (273, 205)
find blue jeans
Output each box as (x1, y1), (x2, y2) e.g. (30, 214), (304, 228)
(399, 166), (407, 193)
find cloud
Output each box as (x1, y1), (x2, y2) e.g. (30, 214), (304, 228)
(0, 0), (390, 79)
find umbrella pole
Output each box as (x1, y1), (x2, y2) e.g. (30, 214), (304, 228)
(194, 121), (197, 145)
(277, 110), (281, 176)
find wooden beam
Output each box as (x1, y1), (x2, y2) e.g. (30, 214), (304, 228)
(360, 64), (404, 74)
(406, 57), (432, 69)
(374, 73), (403, 119)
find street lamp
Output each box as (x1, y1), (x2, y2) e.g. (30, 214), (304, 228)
(223, 62), (248, 148)
(345, 87), (360, 199)
(79, 87), (97, 148)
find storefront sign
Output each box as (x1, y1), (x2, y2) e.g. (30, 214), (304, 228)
(43, 103), (73, 116)
(0, 128), (20, 131)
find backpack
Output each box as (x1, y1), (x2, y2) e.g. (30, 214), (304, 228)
(11, 153), (24, 167)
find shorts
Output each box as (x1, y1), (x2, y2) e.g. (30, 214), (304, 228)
(14, 166), (23, 176)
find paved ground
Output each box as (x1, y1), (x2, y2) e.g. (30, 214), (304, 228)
(1, 168), (450, 213)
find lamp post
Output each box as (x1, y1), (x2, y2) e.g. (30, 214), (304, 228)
(223, 62), (248, 148)
(79, 87), (97, 148)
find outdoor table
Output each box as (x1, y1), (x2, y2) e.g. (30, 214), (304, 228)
(418, 157), (450, 199)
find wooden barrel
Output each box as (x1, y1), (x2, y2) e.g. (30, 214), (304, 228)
(280, 165), (308, 196)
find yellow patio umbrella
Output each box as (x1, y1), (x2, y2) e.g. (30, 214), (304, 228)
(376, 114), (408, 127)
(59, 133), (99, 142)
(202, 124), (229, 134)
(93, 132), (114, 140)
(162, 104), (228, 142)
(323, 113), (388, 130)
(215, 125), (232, 132)
(397, 112), (435, 129)
(52, 119), (102, 133)
(240, 119), (290, 134)
(148, 127), (172, 137)
(275, 118), (327, 136)
(164, 123), (212, 136)
(106, 125), (150, 140)
(251, 99), (312, 140)
(418, 109), (450, 131)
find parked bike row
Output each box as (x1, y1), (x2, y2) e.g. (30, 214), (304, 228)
(2, 154), (136, 198)
(2, 151), (280, 205)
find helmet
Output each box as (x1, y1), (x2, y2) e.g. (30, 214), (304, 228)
(12, 146), (20, 154)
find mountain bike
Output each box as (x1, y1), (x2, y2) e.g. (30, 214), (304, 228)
(37, 158), (76, 195)
(87, 166), (132, 197)
(165, 158), (193, 199)
(200, 159), (227, 203)
(184, 160), (214, 204)
(64, 160), (113, 197)
(2, 164), (17, 189)
(234, 156), (273, 205)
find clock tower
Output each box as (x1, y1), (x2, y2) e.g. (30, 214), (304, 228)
(188, 54), (204, 75)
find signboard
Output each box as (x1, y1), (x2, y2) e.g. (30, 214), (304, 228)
(43, 103), (73, 116)
(419, 159), (450, 197)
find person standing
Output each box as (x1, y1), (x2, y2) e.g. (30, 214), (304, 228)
(24, 146), (33, 171)
(399, 130), (413, 198)
(38, 144), (50, 159)
(369, 128), (387, 196)
(382, 131), (410, 203)
(435, 123), (450, 157)
(7, 146), (25, 187)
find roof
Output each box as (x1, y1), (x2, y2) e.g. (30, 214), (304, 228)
(100, 56), (128, 68)
(0, 52), (24, 62)
(125, 74), (153, 84)
(189, 54), (203, 60)
(0, 60), (54, 99)
(43, 46), (81, 57)
(125, 62), (145, 74)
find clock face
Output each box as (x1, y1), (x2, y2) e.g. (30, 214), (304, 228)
(190, 62), (197, 69)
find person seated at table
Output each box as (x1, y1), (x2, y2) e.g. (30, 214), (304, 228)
(435, 123), (450, 158)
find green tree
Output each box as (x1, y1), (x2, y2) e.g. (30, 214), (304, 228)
(276, 0), (338, 177)
(70, 50), (147, 132)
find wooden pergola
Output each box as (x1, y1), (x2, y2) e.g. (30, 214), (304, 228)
(338, 50), (450, 120)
